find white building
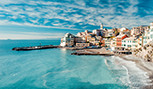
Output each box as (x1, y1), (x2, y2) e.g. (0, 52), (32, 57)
(143, 22), (153, 46)
(119, 27), (131, 36)
(104, 38), (111, 47)
(122, 37), (138, 49)
(60, 33), (75, 47)
(110, 38), (116, 50)
(108, 30), (114, 37)
(131, 28), (135, 36)
(143, 29), (150, 46)
(110, 38), (116, 47)
(149, 22), (153, 41)
(120, 27), (127, 33)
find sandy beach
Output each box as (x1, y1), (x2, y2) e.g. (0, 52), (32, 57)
(118, 55), (153, 89)
(71, 48), (153, 88)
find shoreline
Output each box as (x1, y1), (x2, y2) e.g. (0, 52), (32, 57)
(118, 55), (153, 89)
(69, 47), (153, 88)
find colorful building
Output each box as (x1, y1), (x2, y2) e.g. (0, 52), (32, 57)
(132, 26), (148, 36)
(110, 38), (116, 48)
(60, 22), (153, 49)
(116, 35), (128, 47)
(100, 40), (105, 47)
(104, 38), (111, 47)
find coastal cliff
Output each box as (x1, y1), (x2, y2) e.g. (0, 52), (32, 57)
(133, 41), (153, 62)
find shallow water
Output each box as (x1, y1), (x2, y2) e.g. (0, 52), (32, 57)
(0, 40), (149, 89)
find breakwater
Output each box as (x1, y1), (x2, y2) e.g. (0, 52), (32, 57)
(12, 45), (60, 51)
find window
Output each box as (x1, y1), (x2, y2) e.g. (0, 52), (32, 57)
(151, 35), (153, 39)
(143, 37), (147, 39)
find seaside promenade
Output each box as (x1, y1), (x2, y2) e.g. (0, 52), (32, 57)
(71, 48), (114, 56)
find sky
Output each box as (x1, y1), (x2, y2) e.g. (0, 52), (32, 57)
(0, 0), (153, 39)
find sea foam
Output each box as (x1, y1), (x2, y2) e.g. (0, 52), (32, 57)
(107, 56), (151, 88)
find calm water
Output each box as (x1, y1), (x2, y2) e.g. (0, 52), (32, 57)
(0, 40), (149, 89)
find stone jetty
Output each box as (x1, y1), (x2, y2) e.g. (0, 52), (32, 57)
(12, 45), (60, 51)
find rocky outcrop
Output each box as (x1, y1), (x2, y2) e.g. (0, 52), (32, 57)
(133, 41), (153, 62)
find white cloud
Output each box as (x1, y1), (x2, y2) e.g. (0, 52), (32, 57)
(0, 0), (152, 30)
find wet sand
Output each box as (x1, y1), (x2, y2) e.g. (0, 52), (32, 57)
(118, 55), (153, 89)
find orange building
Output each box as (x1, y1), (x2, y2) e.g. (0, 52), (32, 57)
(116, 35), (128, 47)
(100, 40), (105, 47)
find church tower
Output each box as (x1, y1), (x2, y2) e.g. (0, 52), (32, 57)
(100, 23), (103, 30)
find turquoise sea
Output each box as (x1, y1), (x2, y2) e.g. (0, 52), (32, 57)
(0, 40), (149, 89)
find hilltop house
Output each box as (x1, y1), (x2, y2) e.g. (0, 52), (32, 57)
(131, 25), (148, 36)
(60, 22), (153, 50)
(119, 28), (130, 36)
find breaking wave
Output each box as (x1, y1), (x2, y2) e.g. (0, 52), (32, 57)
(104, 56), (151, 88)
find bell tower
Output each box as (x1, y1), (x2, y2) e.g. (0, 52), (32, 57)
(100, 23), (103, 30)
